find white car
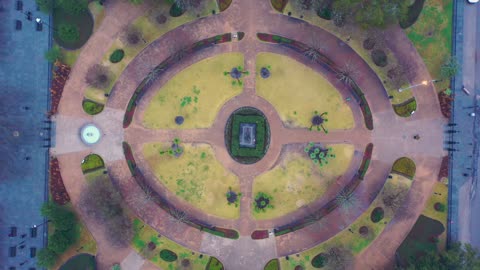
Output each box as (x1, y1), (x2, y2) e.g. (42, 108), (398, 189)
(468, 0), (479, 3)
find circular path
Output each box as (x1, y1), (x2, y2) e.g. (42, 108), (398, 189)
(52, 0), (446, 269)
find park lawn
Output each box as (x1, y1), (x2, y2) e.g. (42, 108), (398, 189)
(279, 5), (413, 105)
(143, 53), (244, 129)
(256, 53), (354, 130)
(51, 204), (97, 270)
(280, 174), (412, 270)
(143, 143), (240, 219)
(421, 182), (448, 251)
(132, 218), (210, 270)
(84, 168), (107, 182)
(253, 144), (354, 220)
(81, 154), (105, 173)
(406, 0), (453, 93)
(84, 0), (219, 104)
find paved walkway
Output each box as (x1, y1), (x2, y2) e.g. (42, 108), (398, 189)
(52, 0), (446, 269)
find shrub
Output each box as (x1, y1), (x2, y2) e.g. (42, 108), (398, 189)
(392, 157), (416, 179)
(253, 192), (274, 212)
(82, 99), (104, 115)
(48, 230), (75, 253)
(399, 0), (427, 29)
(371, 49), (388, 67)
(363, 38), (375, 50)
(371, 207), (384, 223)
(169, 2), (185, 17)
(109, 49), (125, 63)
(111, 264), (121, 270)
(311, 253), (328, 268)
(264, 259), (279, 270)
(317, 7), (332, 20)
(434, 202), (445, 212)
(159, 249), (177, 262)
(58, 23), (80, 43)
(359, 226), (369, 236)
(45, 46), (62, 62)
(41, 202), (76, 231)
(121, 26), (143, 47)
(58, 0), (88, 15)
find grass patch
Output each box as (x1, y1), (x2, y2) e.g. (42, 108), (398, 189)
(132, 218), (210, 269)
(392, 157), (416, 179)
(85, 0), (219, 104)
(58, 253), (96, 270)
(421, 182), (448, 251)
(256, 52), (354, 130)
(143, 143), (240, 219)
(397, 215), (445, 267)
(143, 53), (243, 129)
(393, 98), (417, 117)
(279, 174), (412, 269)
(53, 8), (93, 50)
(405, 0), (453, 93)
(82, 99), (104, 115)
(253, 144), (354, 220)
(81, 154), (105, 174)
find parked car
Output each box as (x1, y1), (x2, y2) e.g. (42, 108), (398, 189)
(468, 0), (479, 4)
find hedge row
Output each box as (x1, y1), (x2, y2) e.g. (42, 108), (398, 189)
(123, 33), (234, 128)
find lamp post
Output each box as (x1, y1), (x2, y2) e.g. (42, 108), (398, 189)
(35, 17), (55, 31)
(398, 79), (439, 93)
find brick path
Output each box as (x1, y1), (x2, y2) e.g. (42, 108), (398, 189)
(52, 0), (446, 269)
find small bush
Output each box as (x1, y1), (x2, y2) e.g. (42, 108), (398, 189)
(169, 2), (185, 17)
(371, 49), (388, 67)
(317, 7), (332, 20)
(311, 253), (328, 268)
(434, 202), (445, 212)
(371, 207), (384, 223)
(363, 38), (375, 50)
(159, 249), (177, 262)
(359, 226), (369, 236)
(109, 49), (125, 63)
(82, 99), (104, 115)
(85, 64), (111, 89)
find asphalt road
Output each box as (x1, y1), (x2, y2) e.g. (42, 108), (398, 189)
(462, 2), (480, 249)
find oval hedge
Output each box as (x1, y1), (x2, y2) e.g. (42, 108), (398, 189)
(109, 49), (125, 63)
(169, 2), (185, 17)
(159, 249), (177, 262)
(311, 253), (328, 268)
(371, 207), (385, 223)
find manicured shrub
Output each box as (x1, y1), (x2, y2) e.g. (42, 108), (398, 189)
(253, 192), (274, 212)
(109, 49), (125, 63)
(58, 23), (80, 43)
(169, 2), (185, 17)
(82, 99), (104, 115)
(311, 253), (328, 268)
(434, 202), (445, 212)
(363, 38), (375, 50)
(371, 207), (384, 223)
(359, 226), (369, 236)
(317, 7), (332, 20)
(264, 259), (279, 270)
(371, 49), (388, 67)
(160, 249), (177, 262)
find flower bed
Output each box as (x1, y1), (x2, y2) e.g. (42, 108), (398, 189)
(49, 61), (71, 116)
(257, 33), (373, 130)
(50, 158), (71, 205)
(251, 230), (269, 240)
(438, 92), (452, 119)
(438, 156), (449, 181)
(123, 33), (234, 128)
(358, 143), (373, 179)
(122, 142), (137, 175)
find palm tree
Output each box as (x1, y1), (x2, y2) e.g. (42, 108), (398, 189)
(310, 111), (329, 133)
(336, 61), (358, 86)
(303, 37), (327, 62)
(335, 190), (357, 211)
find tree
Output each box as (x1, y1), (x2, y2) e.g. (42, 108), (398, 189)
(335, 190), (357, 211)
(44, 47), (62, 62)
(303, 37), (327, 63)
(170, 0), (203, 11)
(121, 26), (144, 47)
(58, 0), (88, 14)
(41, 202), (76, 231)
(382, 182), (409, 212)
(403, 242), (480, 270)
(35, 0), (56, 13)
(326, 246), (353, 270)
(105, 214), (134, 247)
(440, 57), (460, 79)
(85, 64), (112, 89)
(58, 23), (80, 43)
(37, 248), (58, 268)
(48, 230), (75, 253)
(336, 61), (359, 86)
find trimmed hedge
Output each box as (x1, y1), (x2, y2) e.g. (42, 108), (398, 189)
(392, 157), (416, 179)
(81, 154), (105, 174)
(109, 49), (125, 63)
(371, 207), (384, 223)
(311, 253), (328, 268)
(393, 98), (417, 117)
(82, 99), (104, 115)
(159, 249), (177, 262)
(264, 259), (280, 270)
(371, 49), (388, 67)
(169, 2), (185, 17)
(206, 257), (224, 270)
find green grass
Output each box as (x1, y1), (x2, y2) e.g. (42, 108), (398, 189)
(143, 53), (243, 129)
(253, 144), (354, 220)
(264, 259), (280, 270)
(143, 143), (240, 219)
(132, 219), (211, 269)
(392, 157), (416, 179)
(393, 98), (417, 117)
(53, 8), (94, 50)
(422, 182), (448, 251)
(279, 174), (412, 269)
(81, 154), (105, 174)
(206, 257), (224, 270)
(406, 0), (453, 93)
(58, 254), (96, 270)
(82, 99), (104, 115)
(256, 53), (354, 130)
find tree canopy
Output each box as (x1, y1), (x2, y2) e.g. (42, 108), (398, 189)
(403, 243), (480, 270)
